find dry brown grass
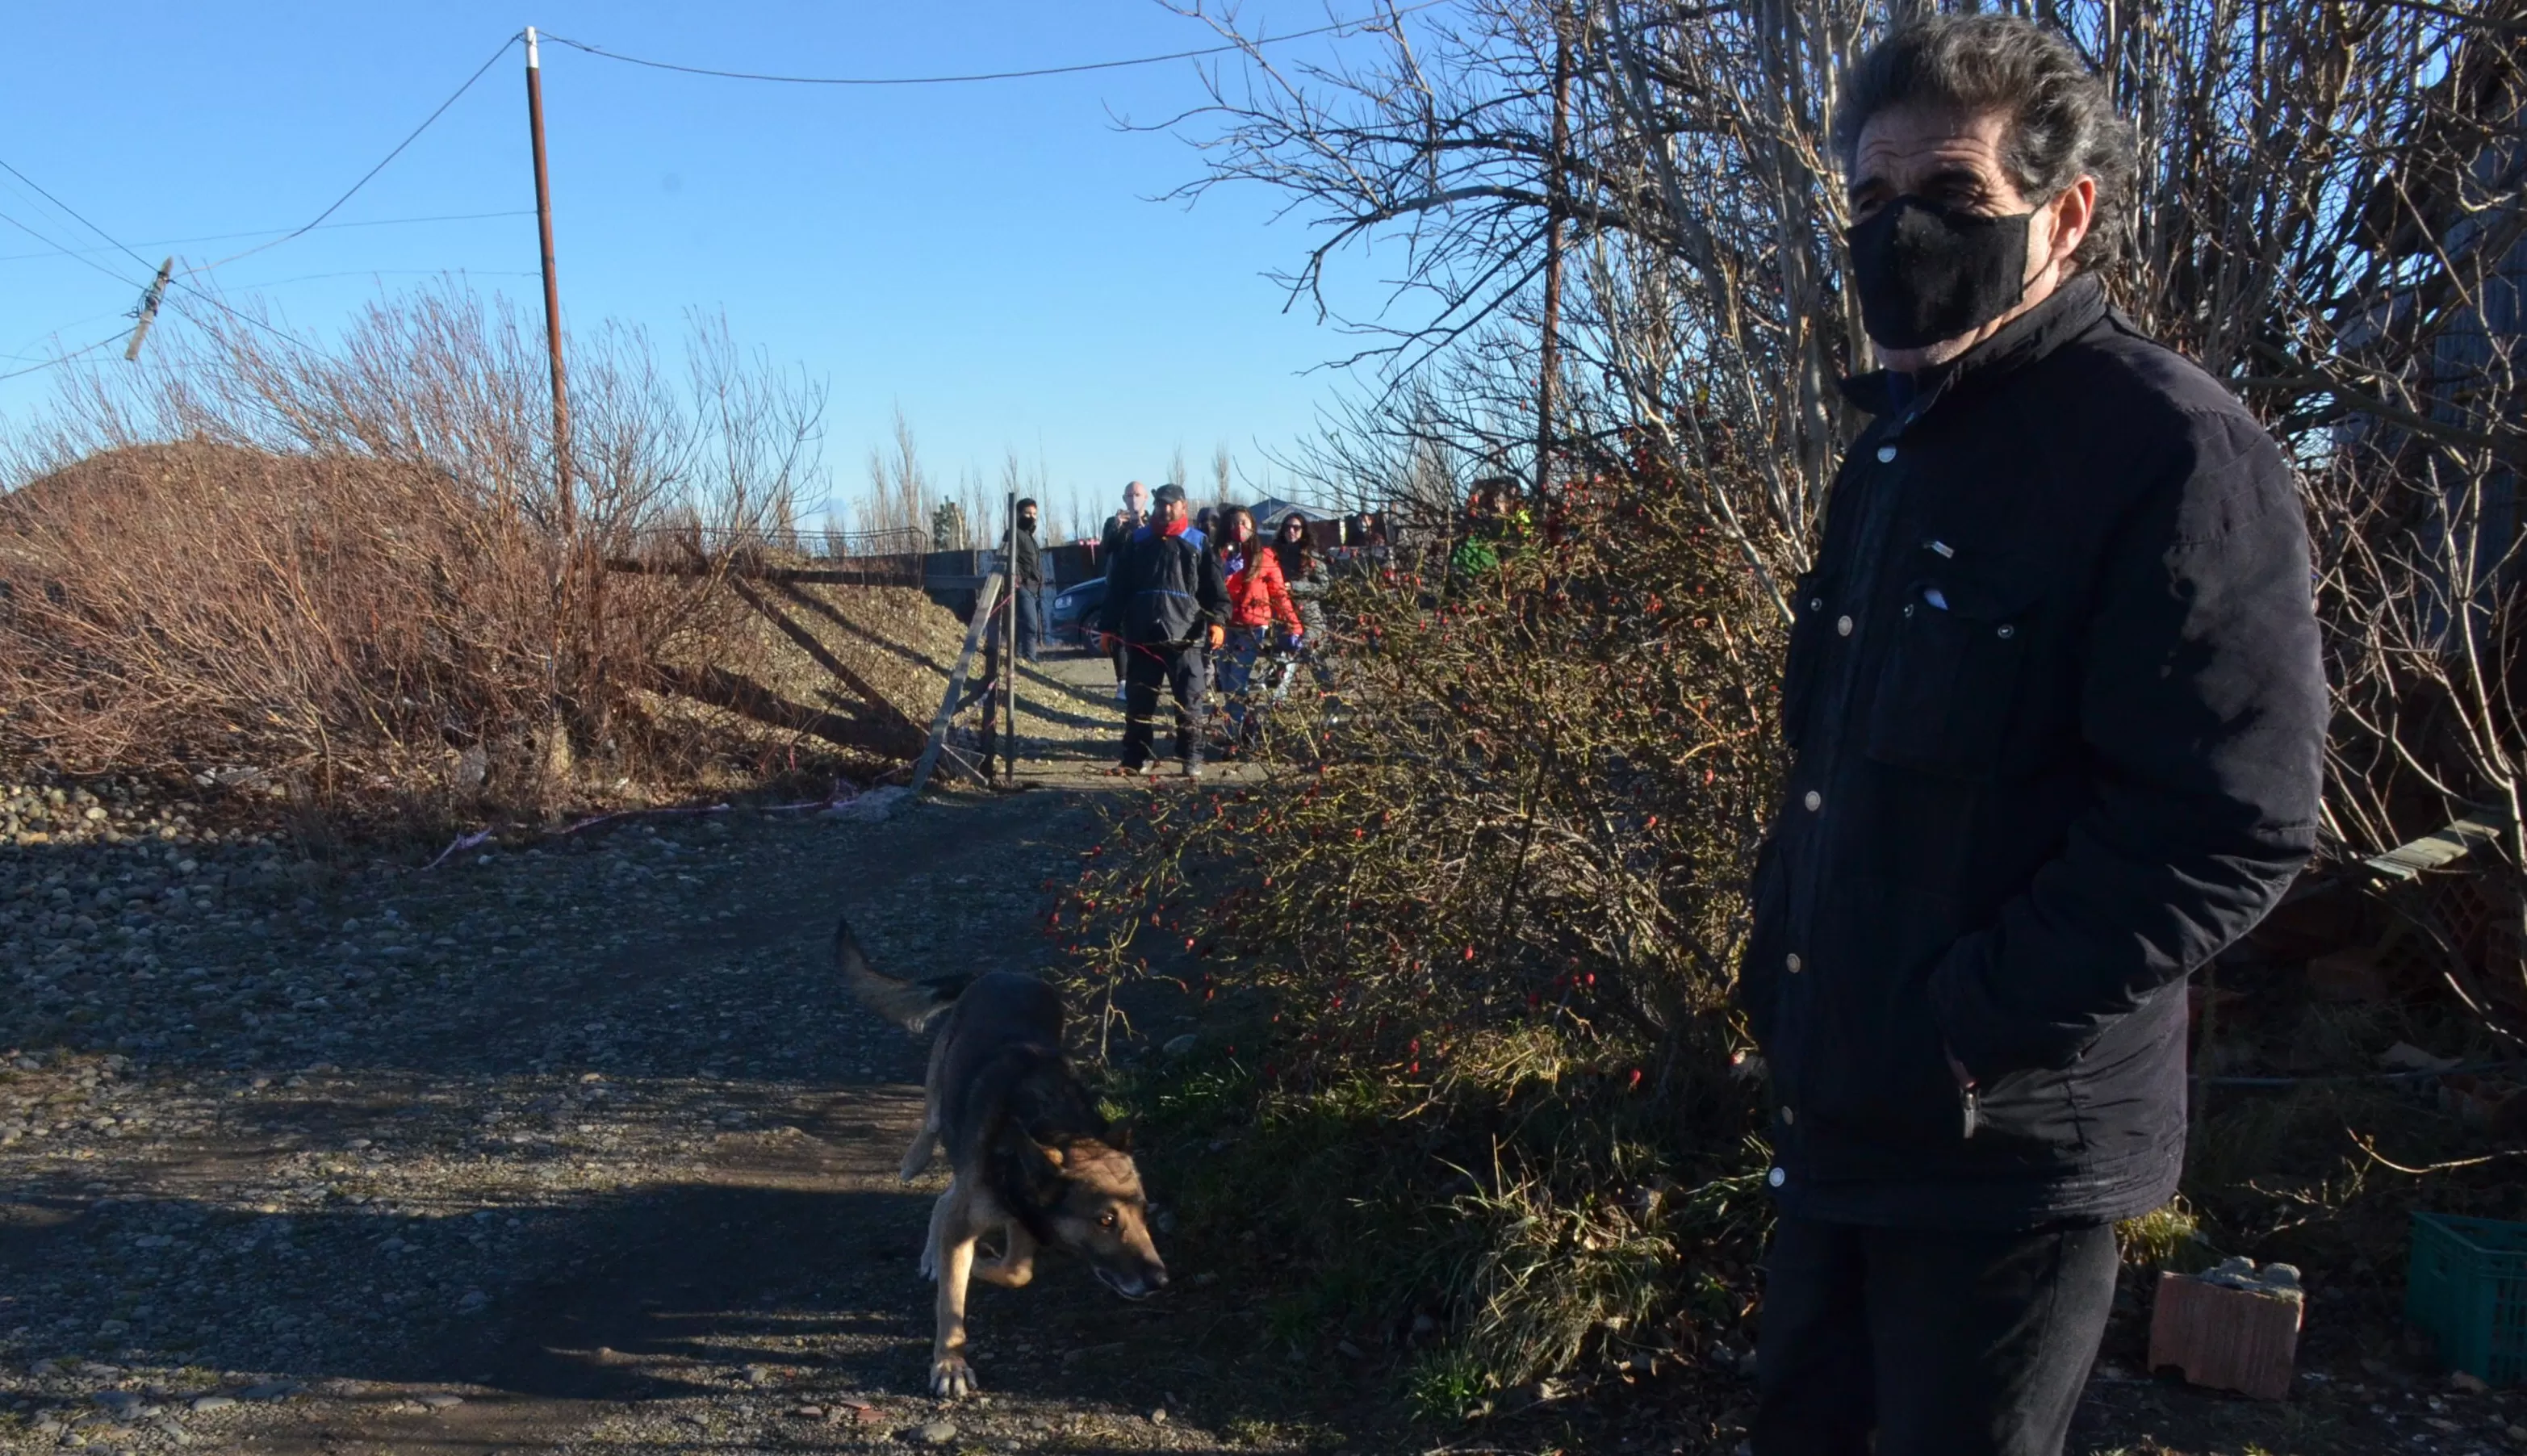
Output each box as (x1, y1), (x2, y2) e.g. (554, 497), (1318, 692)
(0, 283), (954, 826)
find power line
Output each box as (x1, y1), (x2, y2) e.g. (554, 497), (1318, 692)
(216, 267), (541, 290)
(538, 6), (1437, 86)
(0, 329), (129, 383)
(0, 210), (534, 266)
(0, 158), (316, 351)
(0, 203), (146, 290)
(0, 32), (522, 363)
(199, 32), (521, 270)
(3, 309), (130, 360)
(0, 158), (157, 277)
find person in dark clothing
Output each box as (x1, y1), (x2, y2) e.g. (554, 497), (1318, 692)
(1011, 497), (1044, 663)
(1098, 483), (1228, 778)
(1739, 18), (2326, 1456)
(1101, 481), (1151, 697)
(1272, 511), (1328, 643)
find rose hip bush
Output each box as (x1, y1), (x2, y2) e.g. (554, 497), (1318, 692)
(1053, 451), (1788, 1416)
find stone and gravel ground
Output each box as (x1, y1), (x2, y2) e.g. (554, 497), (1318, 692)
(0, 655), (1326, 1456)
(6, 649), (2516, 1456)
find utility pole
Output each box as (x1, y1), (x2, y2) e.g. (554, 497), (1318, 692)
(1534, 6), (1572, 499)
(525, 26), (574, 542)
(123, 257), (174, 362)
(1003, 491), (1020, 784)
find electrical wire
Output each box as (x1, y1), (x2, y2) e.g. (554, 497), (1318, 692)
(0, 157), (316, 352)
(196, 31), (521, 270)
(215, 267), (540, 290)
(0, 328), (130, 383)
(0, 203), (146, 290)
(0, 29), (520, 360)
(0, 210), (533, 266)
(2, 308), (132, 360)
(538, 5), (1439, 86)
(0, 158), (160, 278)
(0, 10), (1432, 379)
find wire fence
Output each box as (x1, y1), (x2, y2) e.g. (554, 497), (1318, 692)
(616, 524), (931, 559)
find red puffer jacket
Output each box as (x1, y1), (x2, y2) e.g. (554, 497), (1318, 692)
(1224, 546), (1301, 633)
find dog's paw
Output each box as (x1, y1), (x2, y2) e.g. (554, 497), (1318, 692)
(929, 1353), (978, 1398)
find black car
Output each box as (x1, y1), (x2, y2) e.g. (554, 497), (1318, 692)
(1045, 576), (1107, 650)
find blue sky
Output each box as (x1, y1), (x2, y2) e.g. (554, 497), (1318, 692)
(0, 2), (1393, 534)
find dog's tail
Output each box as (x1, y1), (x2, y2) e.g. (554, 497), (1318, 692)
(836, 916), (972, 1036)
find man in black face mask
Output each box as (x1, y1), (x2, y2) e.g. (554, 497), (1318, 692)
(1741, 17), (2325, 1456)
(1012, 497), (1044, 663)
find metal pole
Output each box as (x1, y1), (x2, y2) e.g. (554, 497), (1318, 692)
(525, 27), (574, 542)
(1535, 7), (1571, 498)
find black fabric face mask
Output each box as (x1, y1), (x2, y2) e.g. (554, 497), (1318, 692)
(1846, 197), (2035, 352)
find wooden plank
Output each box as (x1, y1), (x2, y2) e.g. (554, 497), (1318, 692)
(908, 572), (1005, 797)
(2365, 808), (2510, 881)
(726, 576), (925, 744)
(2146, 1271), (2303, 1400)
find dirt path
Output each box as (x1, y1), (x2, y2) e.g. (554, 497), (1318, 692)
(0, 653), (1325, 1456)
(10, 648), (2424, 1456)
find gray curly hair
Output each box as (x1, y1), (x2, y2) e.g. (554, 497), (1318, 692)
(1832, 15), (2136, 273)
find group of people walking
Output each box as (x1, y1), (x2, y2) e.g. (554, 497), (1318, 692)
(1094, 479), (1329, 778)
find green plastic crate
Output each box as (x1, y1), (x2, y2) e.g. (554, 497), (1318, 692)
(2407, 1211), (2527, 1386)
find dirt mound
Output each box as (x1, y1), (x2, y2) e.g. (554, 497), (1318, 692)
(739, 579), (969, 734)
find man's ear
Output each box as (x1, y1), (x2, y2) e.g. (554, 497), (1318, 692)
(2043, 174), (2098, 273)
(1031, 1136), (1065, 1169)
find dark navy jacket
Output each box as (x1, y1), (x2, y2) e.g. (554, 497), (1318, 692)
(1099, 524), (1228, 647)
(1742, 276), (2327, 1229)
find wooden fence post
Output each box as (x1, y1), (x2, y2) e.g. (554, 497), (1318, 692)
(908, 572), (1005, 797)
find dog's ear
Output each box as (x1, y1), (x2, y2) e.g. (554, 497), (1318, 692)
(1107, 1119), (1136, 1153)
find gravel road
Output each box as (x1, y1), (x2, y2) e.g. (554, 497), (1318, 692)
(0, 655), (1324, 1456)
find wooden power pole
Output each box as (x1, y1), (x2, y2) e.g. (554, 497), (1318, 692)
(525, 26), (574, 542)
(1535, 6), (1572, 499)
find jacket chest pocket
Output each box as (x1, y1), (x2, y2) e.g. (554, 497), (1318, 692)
(1780, 571), (1835, 753)
(1864, 576), (2035, 780)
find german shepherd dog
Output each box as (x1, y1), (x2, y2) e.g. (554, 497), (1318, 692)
(837, 918), (1167, 1397)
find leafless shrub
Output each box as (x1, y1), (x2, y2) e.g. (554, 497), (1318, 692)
(0, 282), (826, 820)
(1077, 0), (2524, 1405)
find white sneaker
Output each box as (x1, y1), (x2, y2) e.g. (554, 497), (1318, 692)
(1113, 681), (1128, 702)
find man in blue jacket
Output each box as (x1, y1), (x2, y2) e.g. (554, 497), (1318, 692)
(1741, 16), (2328, 1456)
(1098, 483), (1228, 778)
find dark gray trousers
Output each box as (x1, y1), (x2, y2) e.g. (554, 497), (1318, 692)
(1121, 642), (1207, 768)
(1752, 1215), (2119, 1456)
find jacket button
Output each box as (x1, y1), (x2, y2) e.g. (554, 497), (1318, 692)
(1835, 615), (1852, 637)
(1808, 596), (1824, 612)
(1803, 790), (1822, 812)
(1785, 952), (1801, 973)
(1902, 603), (1915, 618)
(1876, 445), (1897, 463)
(1767, 1167), (1787, 1188)
(1997, 623), (2016, 640)
(1779, 1107), (1796, 1125)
